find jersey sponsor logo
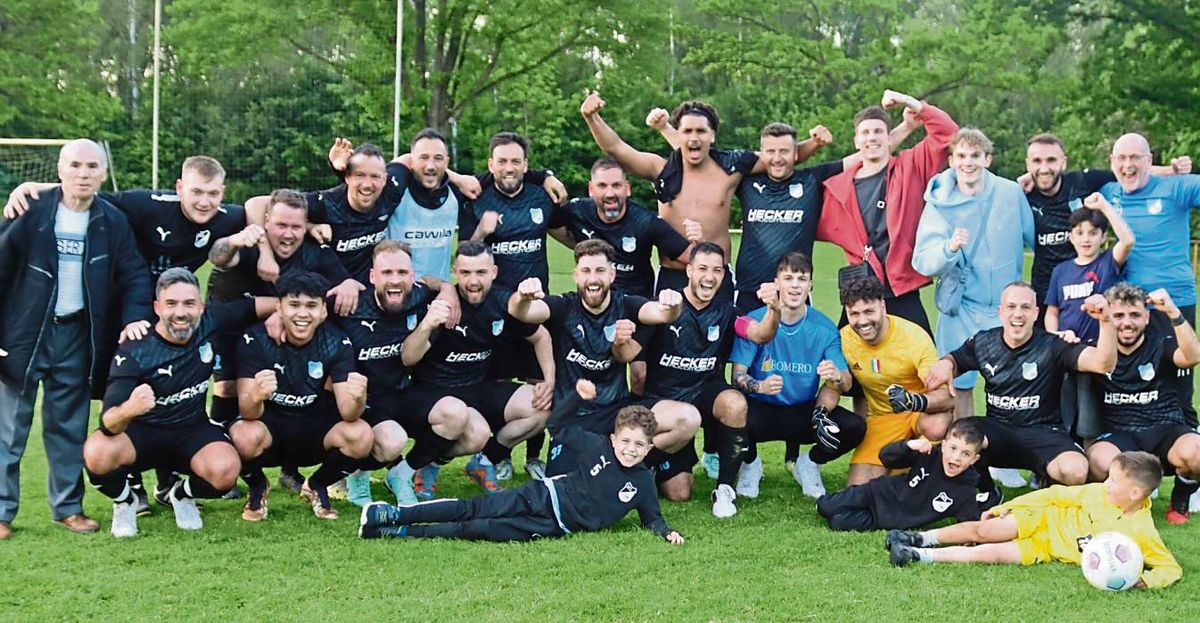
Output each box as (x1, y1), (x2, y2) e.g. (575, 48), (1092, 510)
(492, 319), (505, 336)
(157, 365), (174, 378)
(308, 361), (324, 379)
(746, 209), (803, 223)
(618, 481), (637, 503)
(658, 353), (717, 372)
(150, 193), (180, 202)
(1104, 390), (1159, 406)
(1037, 230), (1070, 247)
(270, 392), (318, 408)
(1022, 361), (1038, 380)
(788, 183), (805, 199)
(1148, 199), (1163, 215)
(358, 343), (402, 361)
(763, 357), (813, 374)
(589, 454), (611, 476)
(360, 320), (377, 332)
(986, 393), (1041, 410)
(156, 226), (171, 241)
(983, 362), (998, 376)
(199, 342), (213, 363)
(931, 491), (954, 513)
(445, 350), (491, 363)
(530, 207), (544, 224)
(707, 325), (720, 342)
(603, 323), (617, 343)
(407, 314), (418, 330)
(908, 467), (929, 488)
(336, 230), (387, 253)
(621, 236), (636, 253)
(114, 354), (127, 367)
(490, 238), (543, 255)
(403, 228), (456, 247)
(668, 325), (682, 338)
(615, 262), (634, 273)
(156, 379), (210, 407)
(566, 348), (612, 371)
(1138, 362), (1156, 381)
(194, 230), (211, 248)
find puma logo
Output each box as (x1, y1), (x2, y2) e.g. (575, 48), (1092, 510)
(668, 325), (682, 338)
(983, 363), (998, 376)
(156, 226), (171, 241)
(580, 228), (595, 239)
(114, 355), (127, 366)
(156, 365), (174, 378)
(273, 363), (285, 374)
(752, 182), (766, 194)
(360, 320), (377, 332)
(575, 324), (586, 339)
(243, 334), (254, 344)
(454, 325), (468, 336)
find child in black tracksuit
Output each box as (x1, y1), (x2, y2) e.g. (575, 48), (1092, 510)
(817, 418), (995, 531)
(358, 380), (684, 544)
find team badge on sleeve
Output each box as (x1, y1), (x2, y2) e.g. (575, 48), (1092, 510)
(530, 207), (544, 224)
(707, 325), (720, 342)
(492, 319), (505, 336)
(1022, 361), (1038, 380)
(1138, 363), (1156, 381)
(199, 342), (214, 363)
(621, 236), (637, 252)
(603, 323), (617, 343)
(308, 361), (324, 379)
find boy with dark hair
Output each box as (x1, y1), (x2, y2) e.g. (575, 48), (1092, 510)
(887, 451), (1182, 589)
(358, 380), (684, 544)
(817, 418), (989, 531)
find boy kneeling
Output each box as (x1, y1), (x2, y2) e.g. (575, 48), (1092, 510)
(817, 418), (992, 531)
(887, 451), (1181, 589)
(358, 379), (683, 544)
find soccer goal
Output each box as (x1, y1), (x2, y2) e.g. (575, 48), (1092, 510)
(0, 138), (119, 195)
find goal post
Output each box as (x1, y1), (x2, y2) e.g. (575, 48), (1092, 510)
(0, 138), (119, 195)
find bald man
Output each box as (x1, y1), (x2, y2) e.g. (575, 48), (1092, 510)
(1101, 133), (1200, 429)
(0, 139), (154, 539)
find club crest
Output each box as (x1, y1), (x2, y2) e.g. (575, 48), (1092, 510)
(199, 342), (213, 363)
(603, 323), (617, 343)
(788, 183), (804, 199)
(621, 236), (637, 252)
(194, 229), (211, 248)
(1138, 362), (1156, 381)
(618, 482), (637, 503)
(1148, 199), (1163, 215)
(492, 319), (505, 336)
(530, 207), (544, 224)
(407, 314), (418, 331)
(707, 324), (720, 342)
(931, 491), (954, 513)
(1022, 361), (1038, 380)
(308, 361), (324, 379)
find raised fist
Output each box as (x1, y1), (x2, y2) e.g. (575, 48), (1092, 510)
(517, 277), (545, 300)
(343, 372), (368, 401)
(252, 370), (278, 402)
(645, 107), (670, 130)
(681, 218), (702, 242)
(613, 318), (637, 344)
(127, 383), (157, 417)
(808, 125), (833, 147)
(580, 92), (606, 117)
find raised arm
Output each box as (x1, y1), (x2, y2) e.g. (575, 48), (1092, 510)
(1144, 289), (1200, 368)
(581, 92), (667, 181)
(636, 289), (683, 325)
(1074, 295), (1117, 374)
(507, 278), (551, 324)
(400, 299), (451, 367)
(1084, 192), (1135, 266)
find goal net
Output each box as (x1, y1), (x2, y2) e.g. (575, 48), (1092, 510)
(0, 138), (118, 197)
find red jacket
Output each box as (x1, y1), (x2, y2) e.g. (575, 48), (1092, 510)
(818, 104), (957, 296)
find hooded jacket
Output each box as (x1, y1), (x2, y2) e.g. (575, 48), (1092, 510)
(912, 168), (1034, 356)
(0, 189), (153, 394)
(818, 104), (958, 296)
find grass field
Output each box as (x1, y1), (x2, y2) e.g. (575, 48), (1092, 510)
(4, 239), (1200, 622)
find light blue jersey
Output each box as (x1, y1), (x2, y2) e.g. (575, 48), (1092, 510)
(1102, 175), (1200, 306)
(730, 305), (846, 406)
(386, 186), (460, 281)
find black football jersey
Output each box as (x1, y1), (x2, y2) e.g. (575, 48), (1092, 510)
(951, 328), (1086, 427)
(336, 284), (434, 403)
(100, 190), (246, 279)
(545, 291), (649, 417)
(103, 301), (256, 426)
(411, 285), (536, 388)
(236, 322), (355, 418)
(640, 297), (735, 403)
(1093, 334), (1188, 431)
(304, 162), (410, 283)
(460, 183), (556, 290)
(229, 240), (351, 298)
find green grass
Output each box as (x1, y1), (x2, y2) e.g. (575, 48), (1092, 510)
(5, 240), (1200, 621)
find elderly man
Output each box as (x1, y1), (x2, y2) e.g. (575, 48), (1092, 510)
(0, 139), (154, 539)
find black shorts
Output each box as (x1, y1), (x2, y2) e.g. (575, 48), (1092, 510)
(1095, 424), (1198, 471)
(401, 381), (522, 434)
(680, 378), (740, 426)
(656, 265), (734, 303)
(745, 399), (812, 443)
(975, 417), (1083, 475)
(837, 288), (931, 337)
(648, 444), (699, 484)
(125, 419), (232, 473)
(257, 410), (342, 468)
(362, 391), (407, 428)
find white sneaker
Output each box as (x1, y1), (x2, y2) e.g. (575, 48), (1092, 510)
(711, 484), (737, 518)
(793, 452), (826, 498)
(169, 482), (203, 530)
(111, 499), (138, 538)
(990, 467), (1027, 488)
(495, 458), (513, 481)
(1189, 489), (1200, 513)
(525, 459), (547, 481)
(735, 456), (763, 498)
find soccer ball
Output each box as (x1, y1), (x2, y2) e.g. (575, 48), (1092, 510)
(1080, 532), (1144, 591)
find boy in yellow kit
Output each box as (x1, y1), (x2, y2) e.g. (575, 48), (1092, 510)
(839, 276), (954, 485)
(887, 451), (1182, 588)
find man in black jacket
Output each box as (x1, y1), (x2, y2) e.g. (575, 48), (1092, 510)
(0, 139), (154, 540)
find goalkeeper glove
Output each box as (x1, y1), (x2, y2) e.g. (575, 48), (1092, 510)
(887, 384), (929, 413)
(811, 405), (841, 452)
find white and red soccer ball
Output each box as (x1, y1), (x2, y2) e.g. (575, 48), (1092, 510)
(1080, 532), (1144, 591)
